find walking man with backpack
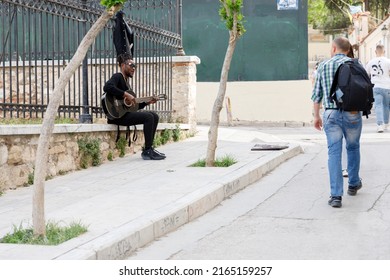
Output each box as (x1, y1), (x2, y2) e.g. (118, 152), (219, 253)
(311, 37), (364, 208)
(365, 44), (390, 133)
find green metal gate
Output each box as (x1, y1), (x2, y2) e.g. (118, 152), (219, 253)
(182, 0), (308, 81)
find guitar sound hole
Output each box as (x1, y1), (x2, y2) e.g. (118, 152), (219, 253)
(124, 98), (132, 107)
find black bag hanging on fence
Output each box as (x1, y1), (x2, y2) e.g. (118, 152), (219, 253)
(330, 58), (374, 118)
(113, 11), (134, 57)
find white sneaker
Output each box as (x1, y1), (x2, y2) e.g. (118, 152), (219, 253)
(385, 124), (389, 131)
(342, 169), (348, 178)
(377, 125), (384, 133)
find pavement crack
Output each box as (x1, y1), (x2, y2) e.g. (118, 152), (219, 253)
(249, 149), (321, 213)
(367, 182), (390, 212)
(265, 216), (319, 221)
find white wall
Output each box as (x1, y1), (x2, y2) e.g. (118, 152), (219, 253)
(196, 80), (313, 125)
(308, 42), (331, 62)
(350, 16), (390, 65)
(358, 23), (388, 65)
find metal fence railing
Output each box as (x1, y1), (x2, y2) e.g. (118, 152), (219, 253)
(0, 0), (182, 122)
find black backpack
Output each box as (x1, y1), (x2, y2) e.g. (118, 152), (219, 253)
(330, 58), (374, 118)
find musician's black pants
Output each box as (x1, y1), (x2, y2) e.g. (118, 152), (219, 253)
(109, 111), (159, 149)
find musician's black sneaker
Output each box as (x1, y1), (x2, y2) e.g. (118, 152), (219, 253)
(152, 147), (166, 157)
(141, 148), (165, 160)
(142, 147), (166, 158)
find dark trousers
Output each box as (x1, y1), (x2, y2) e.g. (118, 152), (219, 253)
(109, 111), (159, 149)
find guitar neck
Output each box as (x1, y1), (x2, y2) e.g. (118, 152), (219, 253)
(135, 96), (154, 103)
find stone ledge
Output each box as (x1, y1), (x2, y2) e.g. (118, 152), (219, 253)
(172, 55), (201, 64)
(0, 123), (190, 136)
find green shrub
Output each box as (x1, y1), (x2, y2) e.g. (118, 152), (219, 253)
(172, 124), (181, 142)
(153, 135), (163, 147)
(27, 172), (34, 185)
(77, 138), (102, 168)
(160, 129), (173, 145)
(115, 136), (127, 157)
(58, 170), (67, 176)
(107, 151), (114, 161)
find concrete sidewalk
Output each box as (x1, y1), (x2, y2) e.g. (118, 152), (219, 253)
(0, 126), (302, 260)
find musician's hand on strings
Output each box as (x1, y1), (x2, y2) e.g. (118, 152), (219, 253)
(123, 92), (136, 106)
(148, 97), (158, 105)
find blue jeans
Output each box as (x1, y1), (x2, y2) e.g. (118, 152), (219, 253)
(323, 110), (362, 197)
(373, 87), (390, 125)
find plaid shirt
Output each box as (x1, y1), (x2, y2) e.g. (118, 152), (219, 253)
(311, 54), (351, 109)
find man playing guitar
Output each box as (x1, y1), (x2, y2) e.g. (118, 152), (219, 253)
(103, 53), (165, 160)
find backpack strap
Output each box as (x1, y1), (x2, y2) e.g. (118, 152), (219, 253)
(125, 125), (138, 147)
(132, 125), (138, 143)
(115, 125), (120, 143)
(330, 63), (343, 106)
(116, 125), (138, 147)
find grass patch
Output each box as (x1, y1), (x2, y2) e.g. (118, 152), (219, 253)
(0, 221), (88, 245)
(189, 154), (237, 167)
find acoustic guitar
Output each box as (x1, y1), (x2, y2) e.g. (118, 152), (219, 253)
(102, 92), (167, 119)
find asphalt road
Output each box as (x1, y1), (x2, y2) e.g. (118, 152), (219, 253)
(127, 117), (390, 260)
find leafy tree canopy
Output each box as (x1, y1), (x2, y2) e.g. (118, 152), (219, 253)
(100, 0), (127, 9)
(219, 0), (246, 35)
(309, 0), (390, 34)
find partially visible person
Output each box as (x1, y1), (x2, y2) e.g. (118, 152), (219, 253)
(366, 44), (390, 133)
(311, 62), (319, 86)
(341, 44), (354, 177)
(311, 37), (363, 208)
(103, 53), (165, 160)
(347, 44), (355, 58)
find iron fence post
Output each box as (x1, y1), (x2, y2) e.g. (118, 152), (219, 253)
(79, 0), (92, 123)
(176, 0), (185, 56)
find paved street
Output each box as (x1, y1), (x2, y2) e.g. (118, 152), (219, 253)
(128, 117), (390, 260)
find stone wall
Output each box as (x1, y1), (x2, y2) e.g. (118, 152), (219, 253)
(172, 56), (200, 128)
(0, 123), (189, 192)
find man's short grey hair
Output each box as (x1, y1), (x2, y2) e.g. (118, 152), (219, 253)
(333, 37), (351, 53)
(376, 44), (385, 52)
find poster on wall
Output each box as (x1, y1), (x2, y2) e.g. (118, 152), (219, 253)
(277, 0), (298, 10)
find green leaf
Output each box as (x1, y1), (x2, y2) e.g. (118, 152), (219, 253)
(100, 0), (126, 9)
(219, 0), (246, 35)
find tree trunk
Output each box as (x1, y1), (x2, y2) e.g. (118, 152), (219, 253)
(364, 0), (369, 12)
(205, 34), (238, 167)
(32, 5), (122, 237)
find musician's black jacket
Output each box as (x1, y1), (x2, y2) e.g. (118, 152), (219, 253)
(103, 73), (147, 110)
